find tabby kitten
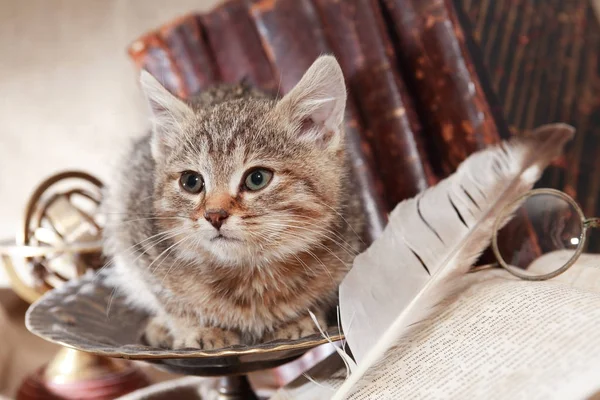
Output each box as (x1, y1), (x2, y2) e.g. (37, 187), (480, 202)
(103, 55), (365, 349)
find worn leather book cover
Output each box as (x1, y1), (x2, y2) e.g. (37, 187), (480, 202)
(201, 0), (278, 92)
(129, 15), (218, 98)
(381, 0), (504, 175)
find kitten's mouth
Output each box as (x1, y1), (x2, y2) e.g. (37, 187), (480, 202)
(210, 234), (240, 242)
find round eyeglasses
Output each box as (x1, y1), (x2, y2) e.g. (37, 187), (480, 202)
(483, 188), (599, 281)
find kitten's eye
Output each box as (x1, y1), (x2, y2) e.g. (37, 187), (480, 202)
(243, 168), (273, 191)
(179, 171), (204, 194)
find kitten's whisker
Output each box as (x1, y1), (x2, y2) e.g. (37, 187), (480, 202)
(94, 227), (188, 281)
(160, 247), (192, 286)
(136, 194), (155, 203)
(308, 200), (365, 244)
(310, 242), (352, 270)
(261, 225), (354, 267)
(263, 215), (360, 251)
(151, 241), (182, 276)
(303, 249), (336, 283)
(259, 225), (359, 263)
(260, 221), (359, 256)
(247, 228), (339, 283)
(95, 229), (182, 278)
(148, 234), (193, 275)
(121, 227), (188, 252)
(245, 230), (306, 268)
(104, 225), (187, 311)
(105, 287), (118, 319)
(104, 216), (188, 225)
(270, 208), (362, 246)
(155, 245), (189, 285)
(254, 225), (352, 268)
(104, 229), (185, 310)
(276, 72), (283, 98)
(100, 211), (165, 215)
(292, 254), (317, 277)
(96, 233), (183, 286)
(100, 211), (189, 218)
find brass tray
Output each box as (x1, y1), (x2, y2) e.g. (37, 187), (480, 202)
(25, 273), (343, 377)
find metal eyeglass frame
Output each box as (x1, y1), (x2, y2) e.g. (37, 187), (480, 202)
(489, 188), (600, 281)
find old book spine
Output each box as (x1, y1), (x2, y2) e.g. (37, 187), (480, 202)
(247, 0), (329, 92)
(381, 0), (502, 175)
(201, 0), (278, 93)
(314, 0), (438, 209)
(248, 0), (388, 241)
(128, 15), (219, 98)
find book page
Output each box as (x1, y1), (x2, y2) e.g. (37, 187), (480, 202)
(345, 252), (600, 399)
(273, 252), (600, 400)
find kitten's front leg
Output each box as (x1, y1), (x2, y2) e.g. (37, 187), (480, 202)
(145, 313), (241, 350)
(264, 311), (328, 342)
(144, 313), (174, 349)
(170, 321), (241, 350)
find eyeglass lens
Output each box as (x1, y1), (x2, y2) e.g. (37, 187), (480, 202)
(495, 192), (584, 277)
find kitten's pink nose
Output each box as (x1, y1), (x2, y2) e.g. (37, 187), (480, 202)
(204, 209), (229, 230)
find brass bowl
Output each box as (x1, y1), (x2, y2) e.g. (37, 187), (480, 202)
(25, 273), (343, 376)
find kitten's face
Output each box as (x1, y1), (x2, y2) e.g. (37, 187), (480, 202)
(142, 56), (348, 267)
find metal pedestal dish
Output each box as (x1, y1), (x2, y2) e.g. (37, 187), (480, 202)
(26, 274), (342, 399)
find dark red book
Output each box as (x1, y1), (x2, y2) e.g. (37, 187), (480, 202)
(128, 15), (218, 98)
(201, 0), (278, 93)
(381, 0), (503, 175)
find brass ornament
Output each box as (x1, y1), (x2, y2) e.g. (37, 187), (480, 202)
(0, 171), (104, 303)
(0, 171), (149, 399)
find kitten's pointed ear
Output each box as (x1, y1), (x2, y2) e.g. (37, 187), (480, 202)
(276, 55), (347, 148)
(140, 71), (194, 161)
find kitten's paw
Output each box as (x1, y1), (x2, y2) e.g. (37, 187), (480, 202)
(265, 313), (328, 342)
(172, 326), (241, 350)
(144, 316), (173, 348)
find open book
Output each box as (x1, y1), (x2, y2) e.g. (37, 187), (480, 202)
(272, 251), (600, 399)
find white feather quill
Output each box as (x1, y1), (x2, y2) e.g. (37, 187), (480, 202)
(333, 123), (574, 399)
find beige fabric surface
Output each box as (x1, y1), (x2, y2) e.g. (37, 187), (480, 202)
(0, 0), (220, 286)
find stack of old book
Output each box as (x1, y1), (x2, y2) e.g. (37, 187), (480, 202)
(127, 0), (509, 244)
